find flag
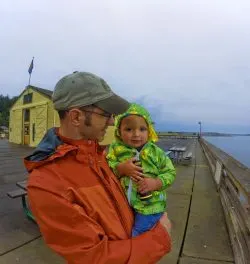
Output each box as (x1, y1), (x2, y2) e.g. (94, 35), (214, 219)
(28, 57), (34, 74)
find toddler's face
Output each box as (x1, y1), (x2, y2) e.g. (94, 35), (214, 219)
(119, 115), (149, 148)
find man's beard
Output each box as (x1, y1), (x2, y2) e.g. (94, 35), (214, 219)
(84, 112), (92, 127)
(83, 112), (108, 141)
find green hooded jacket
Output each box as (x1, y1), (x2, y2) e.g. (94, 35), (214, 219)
(106, 103), (176, 215)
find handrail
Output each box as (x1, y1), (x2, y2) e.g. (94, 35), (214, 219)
(200, 138), (250, 264)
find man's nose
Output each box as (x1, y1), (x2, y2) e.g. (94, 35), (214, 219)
(107, 115), (114, 126)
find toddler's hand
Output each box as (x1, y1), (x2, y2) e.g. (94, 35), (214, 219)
(116, 158), (145, 182)
(137, 178), (162, 193)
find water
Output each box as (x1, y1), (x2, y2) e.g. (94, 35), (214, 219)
(204, 136), (250, 168)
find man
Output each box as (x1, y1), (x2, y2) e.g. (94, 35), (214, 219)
(24, 71), (171, 264)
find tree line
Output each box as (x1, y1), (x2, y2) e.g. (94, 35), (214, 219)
(0, 95), (17, 127)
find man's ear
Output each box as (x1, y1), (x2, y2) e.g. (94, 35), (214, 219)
(68, 109), (83, 127)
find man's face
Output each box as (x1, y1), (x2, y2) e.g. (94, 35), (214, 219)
(68, 106), (114, 141)
(81, 106), (114, 142)
(119, 115), (149, 148)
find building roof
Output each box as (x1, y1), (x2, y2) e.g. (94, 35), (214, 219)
(29, 86), (53, 98)
(10, 85), (54, 110)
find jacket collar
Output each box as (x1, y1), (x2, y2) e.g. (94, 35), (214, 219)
(24, 127), (106, 172)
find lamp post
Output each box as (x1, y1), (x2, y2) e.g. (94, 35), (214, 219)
(198, 121), (202, 138)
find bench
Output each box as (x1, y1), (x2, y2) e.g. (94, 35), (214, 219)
(181, 152), (193, 165)
(183, 152), (192, 160)
(7, 180), (36, 222)
(165, 151), (172, 157)
(7, 189), (27, 198)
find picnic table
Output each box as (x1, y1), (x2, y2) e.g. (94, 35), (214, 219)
(169, 146), (187, 163)
(7, 180), (36, 222)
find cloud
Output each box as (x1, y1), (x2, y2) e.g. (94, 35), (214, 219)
(1, 0), (250, 132)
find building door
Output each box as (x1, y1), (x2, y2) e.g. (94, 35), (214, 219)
(23, 109), (30, 145)
(23, 124), (30, 144)
(33, 104), (48, 145)
(9, 109), (22, 144)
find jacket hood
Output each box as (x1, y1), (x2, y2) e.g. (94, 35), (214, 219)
(24, 128), (74, 172)
(114, 103), (158, 142)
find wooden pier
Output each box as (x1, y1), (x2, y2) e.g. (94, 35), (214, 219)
(0, 138), (236, 264)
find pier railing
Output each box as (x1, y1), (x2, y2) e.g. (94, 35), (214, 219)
(200, 138), (250, 264)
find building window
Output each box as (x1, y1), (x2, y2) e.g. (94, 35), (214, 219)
(23, 93), (33, 104)
(24, 109), (30, 122)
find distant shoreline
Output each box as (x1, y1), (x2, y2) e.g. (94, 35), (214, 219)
(157, 132), (250, 137)
(203, 134), (250, 137)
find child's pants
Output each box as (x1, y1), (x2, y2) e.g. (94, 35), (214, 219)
(132, 212), (163, 237)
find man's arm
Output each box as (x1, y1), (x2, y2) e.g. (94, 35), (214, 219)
(28, 185), (171, 264)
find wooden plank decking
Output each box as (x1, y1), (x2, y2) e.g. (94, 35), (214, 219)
(0, 138), (234, 264)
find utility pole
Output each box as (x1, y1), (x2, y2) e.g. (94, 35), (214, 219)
(198, 121), (202, 138)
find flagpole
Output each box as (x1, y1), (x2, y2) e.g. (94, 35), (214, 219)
(28, 73), (31, 86)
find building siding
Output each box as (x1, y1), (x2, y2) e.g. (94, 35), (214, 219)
(9, 87), (52, 147)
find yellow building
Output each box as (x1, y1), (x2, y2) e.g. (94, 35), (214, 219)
(9, 86), (59, 147)
(9, 85), (115, 147)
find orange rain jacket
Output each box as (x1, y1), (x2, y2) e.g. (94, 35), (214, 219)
(24, 128), (171, 264)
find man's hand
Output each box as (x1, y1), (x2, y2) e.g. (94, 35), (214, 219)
(137, 178), (162, 194)
(160, 213), (172, 235)
(116, 158), (145, 182)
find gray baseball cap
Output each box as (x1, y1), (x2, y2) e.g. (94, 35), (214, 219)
(52, 71), (129, 115)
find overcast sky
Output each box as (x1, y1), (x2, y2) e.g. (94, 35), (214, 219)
(1, 0), (250, 133)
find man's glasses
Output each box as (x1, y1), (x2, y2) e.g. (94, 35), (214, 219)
(82, 109), (114, 119)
